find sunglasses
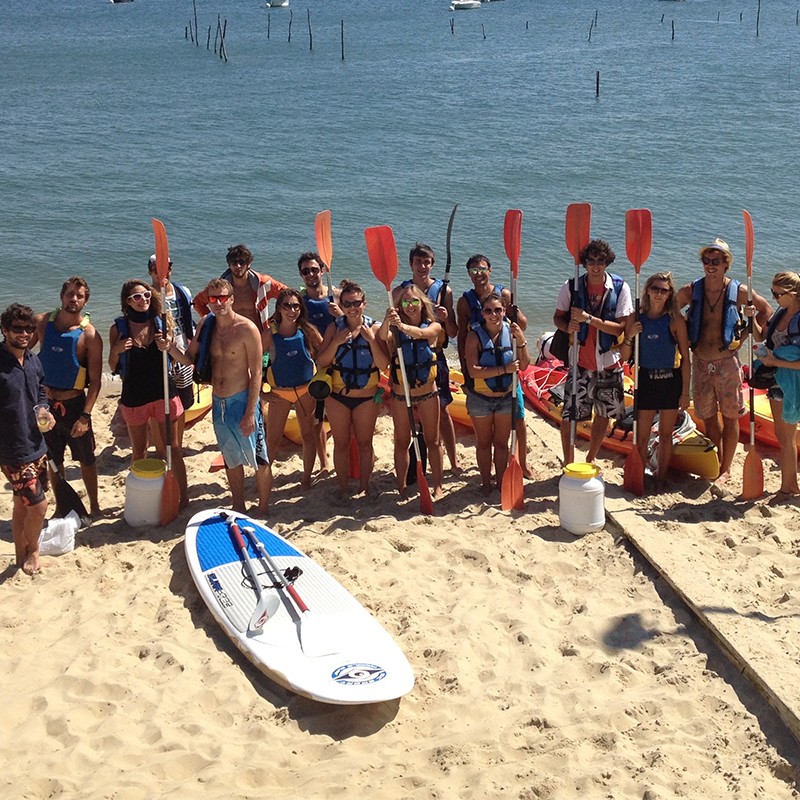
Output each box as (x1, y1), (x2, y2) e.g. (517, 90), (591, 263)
(772, 289), (789, 300)
(281, 302), (301, 311)
(468, 267), (490, 276)
(482, 307), (504, 316)
(207, 294), (232, 304)
(341, 298), (365, 309)
(585, 257), (606, 266)
(300, 267), (321, 276)
(400, 298), (421, 309)
(228, 260), (249, 267)
(128, 291), (152, 303)
(648, 286), (670, 295)
(9, 324), (35, 334)
(702, 256), (724, 266)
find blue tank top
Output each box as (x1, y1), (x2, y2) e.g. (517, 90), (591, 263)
(303, 295), (334, 336)
(268, 328), (315, 388)
(639, 314), (677, 370)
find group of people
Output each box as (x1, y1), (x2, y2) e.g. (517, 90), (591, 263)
(2, 231), (798, 577)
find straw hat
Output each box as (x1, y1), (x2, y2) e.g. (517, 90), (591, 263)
(698, 238), (733, 264)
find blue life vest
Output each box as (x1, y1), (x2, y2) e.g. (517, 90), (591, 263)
(113, 315), (164, 380)
(765, 307), (800, 350)
(687, 278), (743, 351)
(303, 294), (334, 336)
(39, 311), (90, 390)
(267, 325), (315, 388)
(575, 273), (626, 354)
(167, 283), (195, 341)
(463, 284), (506, 328)
(390, 323), (436, 388)
(639, 314), (677, 370)
(331, 316), (379, 393)
(401, 278), (445, 305)
(472, 321), (514, 396)
(193, 314), (216, 384)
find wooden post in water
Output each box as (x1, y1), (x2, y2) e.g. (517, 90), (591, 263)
(268, 14), (271, 39)
(671, 19), (675, 40)
(756, 0), (761, 36)
(481, 23), (486, 40)
(207, 25), (211, 49)
(450, 18), (454, 35)
(588, 19), (594, 42)
(288, 10), (293, 43)
(596, 70), (600, 97)
(594, 9), (598, 27)
(193, 0), (199, 47)
(341, 20), (345, 60)
(307, 8), (313, 51)
(214, 15), (221, 53)
(220, 19), (228, 62)
(660, 13), (664, 23)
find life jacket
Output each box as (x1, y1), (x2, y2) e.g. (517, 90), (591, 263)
(39, 310), (90, 391)
(639, 313), (678, 370)
(390, 323), (437, 389)
(331, 316), (379, 393)
(575, 273), (626, 354)
(302, 294), (334, 336)
(193, 269), (277, 329)
(687, 277), (743, 351)
(266, 323), (315, 388)
(113, 315), (164, 379)
(462, 284), (506, 328)
(169, 283), (195, 340)
(193, 314), (216, 385)
(472, 321), (514, 397)
(765, 307), (800, 350)
(401, 278), (448, 349)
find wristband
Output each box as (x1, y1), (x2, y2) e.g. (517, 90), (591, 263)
(80, 412), (91, 421)
(586, 315), (592, 325)
(518, 341), (528, 348)
(623, 337), (633, 346)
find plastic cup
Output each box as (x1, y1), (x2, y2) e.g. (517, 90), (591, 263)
(33, 404), (50, 431)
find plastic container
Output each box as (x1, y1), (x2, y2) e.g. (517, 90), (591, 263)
(558, 462), (605, 536)
(124, 458), (165, 527)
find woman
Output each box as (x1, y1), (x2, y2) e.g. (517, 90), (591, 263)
(621, 272), (690, 489)
(380, 284), (444, 500)
(752, 271), (800, 496)
(262, 288), (323, 488)
(317, 282), (389, 495)
(108, 281), (188, 509)
(464, 293), (529, 495)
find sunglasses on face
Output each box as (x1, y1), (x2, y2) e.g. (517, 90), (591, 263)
(702, 256), (723, 266)
(128, 291), (152, 303)
(468, 267), (490, 276)
(772, 289), (789, 300)
(207, 294), (232, 304)
(228, 260), (248, 267)
(281, 302), (301, 311)
(649, 286), (670, 295)
(9, 324), (35, 334)
(585, 257), (606, 266)
(341, 298), (365, 309)
(300, 267), (321, 276)
(400, 298), (421, 309)
(482, 307), (504, 316)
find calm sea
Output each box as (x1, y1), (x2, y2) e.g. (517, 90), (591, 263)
(2, 0), (799, 340)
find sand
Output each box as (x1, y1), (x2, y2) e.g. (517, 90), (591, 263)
(2, 380), (799, 800)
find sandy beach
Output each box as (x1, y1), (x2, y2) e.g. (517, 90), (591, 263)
(2, 380), (800, 799)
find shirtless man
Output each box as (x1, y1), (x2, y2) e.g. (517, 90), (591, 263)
(170, 278), (271, 513)
(676, 238), (771, 488)
(34, 277), (103, 516)
(193, 244), (287, 331)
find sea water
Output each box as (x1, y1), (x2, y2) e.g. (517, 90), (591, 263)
(2, 0), (799, 340)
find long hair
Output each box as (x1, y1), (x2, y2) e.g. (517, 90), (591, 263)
(396, 284), (435, 325)
(640, 272), (679, 320)
(271, 288), (322, 353)
(771, 271), (800, 299)
(119, 280), (172, 332)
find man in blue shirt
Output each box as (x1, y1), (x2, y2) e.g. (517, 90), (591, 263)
(0, 304), (54, 575)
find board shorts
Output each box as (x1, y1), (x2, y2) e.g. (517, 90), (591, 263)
(44, 394), (96, 466)
(637, 368), (682, 411)
(465, 388), (513, 418)
(1, 454), (49, 506)
(692, 355), (744, 420)
(513, 380), (525, 422)
(120, 396), (184, 427)
(561, 366), (625, 423)
(435, 351), (453, 407)
(213, 389), (269, 469)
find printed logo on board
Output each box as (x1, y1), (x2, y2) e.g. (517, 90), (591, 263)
(207, 571), (234, 609)
(331, 663), (387, 685)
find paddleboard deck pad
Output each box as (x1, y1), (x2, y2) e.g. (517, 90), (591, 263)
(184, 508), (415, 704)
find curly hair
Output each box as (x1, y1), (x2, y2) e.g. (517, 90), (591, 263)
(226, 244), (253, 266)
(119, 280), (165, 321)
(1, 303), (35, 332)
(580, 239), (615, 267)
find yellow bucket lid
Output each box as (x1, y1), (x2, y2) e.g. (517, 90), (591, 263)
(563, 462), (600, 479)
(131, 458), (166, 479)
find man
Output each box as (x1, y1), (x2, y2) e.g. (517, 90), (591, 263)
(170, 278), (271, 513)
(676, 238), (771, 489)
(553, 239), (633, 465)
(457, 254), (530, 477)
(0, 304), (54, 575)
(395, 243), (460, 473)
(33, 277), (103, 517)
(193, 244), (287, 331)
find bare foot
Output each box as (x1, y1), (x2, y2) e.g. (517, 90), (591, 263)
(449, 465), (463, 476)
(432, 486), (444, 501)
(398, 486), (409, 501)
(714, 471), (730, 485)
(710, 482), (732, 499)
(522, 466), (535, 480)
(22, 551), (41, 576)
(479, 483), (493, 497)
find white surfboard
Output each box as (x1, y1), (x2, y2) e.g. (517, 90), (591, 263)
(184, 508), (415, 705)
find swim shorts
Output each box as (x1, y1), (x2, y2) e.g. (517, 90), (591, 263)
(120, 396), (184, 427)
(1, 454), (49, 506)
(692, 355), (744, 420)
(44, 395), (96, 467)
(212, 389), (269, 469)
(561, 366), (626, 423)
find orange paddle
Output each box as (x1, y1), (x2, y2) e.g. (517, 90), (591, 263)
(501, 209), (524, 511)
(622, 209), (653, 497)
(365, 225), (433, 515)
(314, 209), (334, 300)
(741, 209), (764, 500)
(152, 218), (181, 526)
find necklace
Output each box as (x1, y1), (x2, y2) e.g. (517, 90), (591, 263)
(705, 282), (726, 313)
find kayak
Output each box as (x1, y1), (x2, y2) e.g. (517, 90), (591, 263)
(739, 386), (800, 454)
(184, 384), (213, 429)
(447, 370), (472, 429)
(520, 361), (720, 479)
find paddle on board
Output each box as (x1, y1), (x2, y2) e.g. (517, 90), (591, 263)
(365, 224), (433, 514)
(741, 209), (764, 500)
(501, 209), (525, 511)
(152, 218), (181, 525)
(622, 208), (653, 497)
(564, 203), (592, 457)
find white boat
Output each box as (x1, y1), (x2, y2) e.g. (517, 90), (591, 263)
(450, 0), (481, 9)
(265, 0), (289, 7)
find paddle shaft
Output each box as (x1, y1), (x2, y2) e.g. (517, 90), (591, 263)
(632, 278), (640, 447)
(229, 521), (266, 603)
(438, 203), (459, 307)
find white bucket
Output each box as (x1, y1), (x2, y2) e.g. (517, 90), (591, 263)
(124, 458), (165, 527)
(558, 462), (605, 536)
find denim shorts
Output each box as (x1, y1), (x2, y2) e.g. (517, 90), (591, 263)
(465, 388), (513, 418)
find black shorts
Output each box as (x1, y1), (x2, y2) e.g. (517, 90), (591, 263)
(44, 394), (96, 467)
(637, 368), (682, 411)
(177, 383), (196, 412)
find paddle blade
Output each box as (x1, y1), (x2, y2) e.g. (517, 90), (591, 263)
(501, 455), (524, 511)
(743, 209), (754, 276)
(503, 209), (523, 278)
(741, 449), (764, 500)
(417, 463), (433, 515)
(364, 225), (398, 291)
(623, 448), (645, 497)
(209, 453), (226, 473)
(160, 468), (181, 526)
(315, 209), (332, 268)
(151, 218), (170, 285)
(625, 209), (653, 272)
(249, 593), (281, 633)
(565, 203), (592, 264)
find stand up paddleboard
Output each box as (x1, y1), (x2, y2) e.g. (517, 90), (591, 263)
(184, 508), (415, 705)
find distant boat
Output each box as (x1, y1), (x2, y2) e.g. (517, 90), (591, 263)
(450, 0), (481, 9)
(110, 0), (134, 4)
(265, 0), (289, 7)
